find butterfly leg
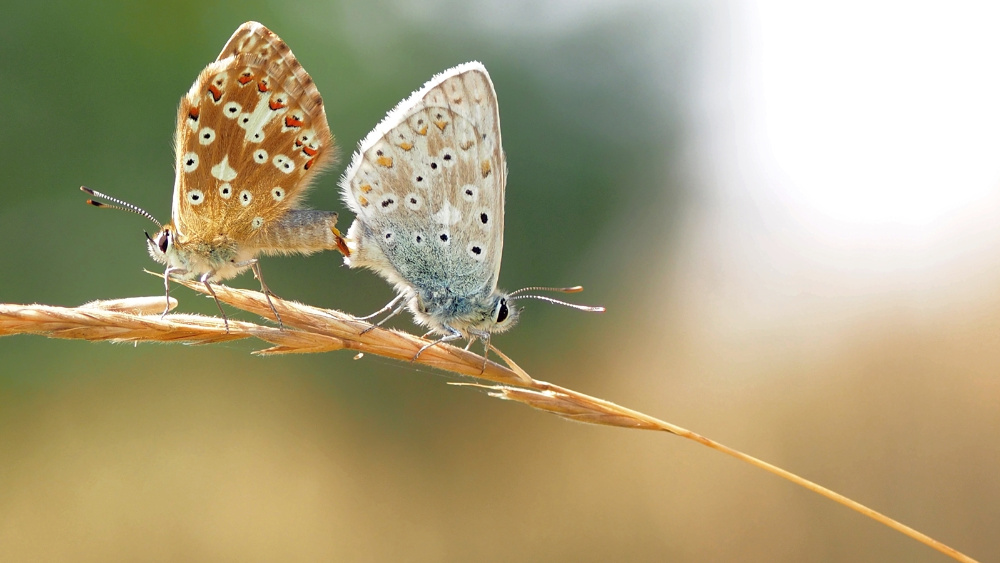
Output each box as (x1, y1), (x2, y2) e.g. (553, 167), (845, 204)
(199, 273), (230, 333)
(357, 293), (405, 322)
(161, 266), (187, 318)
(413, 327), (464, 360)
(358, 294), (406, 335)
(237, 259), (283, 329)
(468, 328), (492, 373)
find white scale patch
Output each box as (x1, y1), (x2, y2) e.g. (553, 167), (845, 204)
(182, 152), (199, 173)
(239, 189), (253, 206)
(411, 167), (430, 189)
(223, 102), (242, 119)
(271, 187), (285, 201)
(251, 216), (264, 229)
(240, 95), (287, 143)
(211, 155), (238, 181)
(466, 241), (485, 261)
(404, 193), (422, 210)
(187, 189), (205, 205)
(440, 147), (456, 168)
(198, 127), (216, 145)
(461, 184), (478, 203)
(431, 200), (461, 225)
(273, 154), (294, 174)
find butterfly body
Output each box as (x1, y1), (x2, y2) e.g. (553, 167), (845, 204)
(87, 22), (345, 326)
(341, 63), (520, 342)
(156, 22), (342, 283)
(341, 62), (603, 350)
(149, 208), (342, 283)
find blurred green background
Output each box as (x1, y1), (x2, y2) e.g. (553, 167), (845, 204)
(2, 1), (998, 561)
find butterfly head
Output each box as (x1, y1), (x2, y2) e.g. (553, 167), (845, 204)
(486, 291), (520, 333)
(146, 224), (175, 266)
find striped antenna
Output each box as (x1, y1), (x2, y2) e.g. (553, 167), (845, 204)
(81, 186), (162, 228)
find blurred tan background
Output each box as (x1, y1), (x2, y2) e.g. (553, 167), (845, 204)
(1, 1), (998, 561)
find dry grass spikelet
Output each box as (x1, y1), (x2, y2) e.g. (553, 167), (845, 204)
(0, 283), (980, 563)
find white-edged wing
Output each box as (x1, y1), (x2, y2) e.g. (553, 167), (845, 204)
(340, 62), (506, 299)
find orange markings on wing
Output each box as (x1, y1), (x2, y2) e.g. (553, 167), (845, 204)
(359, 184), (372, 193)
(285, 116), (304, 128)
(269, 99), (287, 110)
(398, 142), (413, 151)
(376, 155), (393, 168)
(207, 84), (222, 102)
(481, 160), (492, 178)
(238, 72), (254, 85)
(301, 145), (318, 157)
(304, 158), (315, 170)
(188, 107), (200, 121)
(257, 80), (269, 92)
(434, 120), (448, 131)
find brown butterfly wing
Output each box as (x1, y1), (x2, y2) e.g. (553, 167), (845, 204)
(171, 21), (334, 248)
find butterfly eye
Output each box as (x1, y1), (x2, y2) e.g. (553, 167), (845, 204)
(495, 298), (510, 324)
(156, 230), (170, 254)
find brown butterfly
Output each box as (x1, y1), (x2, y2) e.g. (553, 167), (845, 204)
(83, 22), (347, 328)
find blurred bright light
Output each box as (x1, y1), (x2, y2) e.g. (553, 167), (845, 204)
(746, 3), (1000, 226)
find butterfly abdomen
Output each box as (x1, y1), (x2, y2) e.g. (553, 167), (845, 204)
(258, 209), (344, 255)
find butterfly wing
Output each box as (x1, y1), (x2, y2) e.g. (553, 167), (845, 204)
(171, 21), (335, 250)
(341, 62), (506, 301)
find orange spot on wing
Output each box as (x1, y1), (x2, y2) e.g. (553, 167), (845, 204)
(238, 72), (254, 85)
(398, 142), (413, 151)
(376, 155), (393, 168)
(358, 196), (369, 207)
(434, 120), (448, 131)
(207, 85), (222, 102)
(285, 116), (304, 128)
(481, 160), (491, 178)
(188, 107), (200, 121)
(301, 145), (318, 157)
(258, 80), (269, 92)
(304, 158), (316, 170)
(269, 99), (287, 110)
(359, 184), (372, 193)
(417, 126), (428, 136)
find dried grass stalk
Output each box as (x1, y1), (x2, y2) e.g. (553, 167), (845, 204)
(0, 284), (979, 563)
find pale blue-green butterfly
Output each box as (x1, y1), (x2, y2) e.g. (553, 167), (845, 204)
(339, 62), (603, 357)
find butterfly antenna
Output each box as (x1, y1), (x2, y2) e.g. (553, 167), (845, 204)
(508, 285), (584, 297)
(508, 285), (605, 312)
(81, 186), (162, 229)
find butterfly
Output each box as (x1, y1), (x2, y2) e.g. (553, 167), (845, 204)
(83, 22), (346, 329)
(339, 62), (603, 357)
